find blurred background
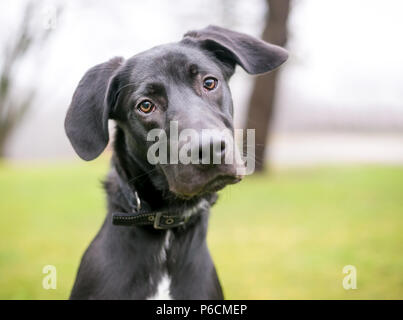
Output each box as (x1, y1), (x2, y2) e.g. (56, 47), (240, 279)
(0, 0), (402, 299)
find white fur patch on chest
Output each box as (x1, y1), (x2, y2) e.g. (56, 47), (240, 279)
(147, 230), (173, 300)
(146, 200), (209, 300)
(147, 273), (172, 300)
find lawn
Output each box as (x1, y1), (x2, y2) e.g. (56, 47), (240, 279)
(0, 158), (402, 299)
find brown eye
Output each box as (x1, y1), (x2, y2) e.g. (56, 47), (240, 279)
(137, 100), (155, 114)
(203, 77), (218, 91)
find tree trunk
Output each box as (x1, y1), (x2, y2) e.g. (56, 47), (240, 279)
(0, 133), (6, 158)
(244, 0), (290, 172)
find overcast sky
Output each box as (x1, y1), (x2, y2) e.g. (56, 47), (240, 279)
(1, 0), (402, 158)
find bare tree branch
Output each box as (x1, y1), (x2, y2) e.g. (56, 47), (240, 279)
(0, 1), (56, 157)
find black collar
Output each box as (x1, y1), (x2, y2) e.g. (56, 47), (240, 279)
(111, 164), (203, 230)
(113, 211), (192, 229)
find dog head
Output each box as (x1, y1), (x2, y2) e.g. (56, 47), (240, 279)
(65, 25), (288, 198)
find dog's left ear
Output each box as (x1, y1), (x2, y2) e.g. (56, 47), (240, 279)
(65, 57), (124, 161)
(184, 25), (288, 76)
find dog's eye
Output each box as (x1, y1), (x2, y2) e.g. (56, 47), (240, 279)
(137, 100), (155, 114)
(203, 77), (218, 91)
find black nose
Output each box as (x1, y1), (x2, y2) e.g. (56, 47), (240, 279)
(197, 138), (226, 165)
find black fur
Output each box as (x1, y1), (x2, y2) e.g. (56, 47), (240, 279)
(65, 25), (287, 299)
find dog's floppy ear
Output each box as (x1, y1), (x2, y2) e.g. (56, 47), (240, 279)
(65, 57), (124, 161)
(184, 25), (288, 76)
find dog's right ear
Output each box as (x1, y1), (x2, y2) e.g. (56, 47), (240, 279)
(184, 25), (288, 78)
(65, 57), (124, 161)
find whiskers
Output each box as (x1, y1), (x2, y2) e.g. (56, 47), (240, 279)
(127, 167), (160, 184)
(241, 150), (264, 168)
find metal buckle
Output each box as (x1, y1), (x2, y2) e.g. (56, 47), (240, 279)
(153, 212), (188, 230)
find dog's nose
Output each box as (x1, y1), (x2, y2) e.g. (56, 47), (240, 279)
(197, 138), (226, 165)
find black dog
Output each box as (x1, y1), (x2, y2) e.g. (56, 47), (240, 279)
(65, 25), (287, 299)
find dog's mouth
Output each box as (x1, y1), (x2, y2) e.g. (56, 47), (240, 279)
(201, 174), (242, 194)
(171, 174), (242, 200)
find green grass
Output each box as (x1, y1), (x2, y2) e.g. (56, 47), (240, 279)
(0, 159), (402, 299)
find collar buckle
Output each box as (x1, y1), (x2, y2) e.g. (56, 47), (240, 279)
(153, 212), (189, 230)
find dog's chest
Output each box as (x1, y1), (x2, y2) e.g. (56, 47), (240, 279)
(146, 230), (173, 300)
(147, 273), (172, 300)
